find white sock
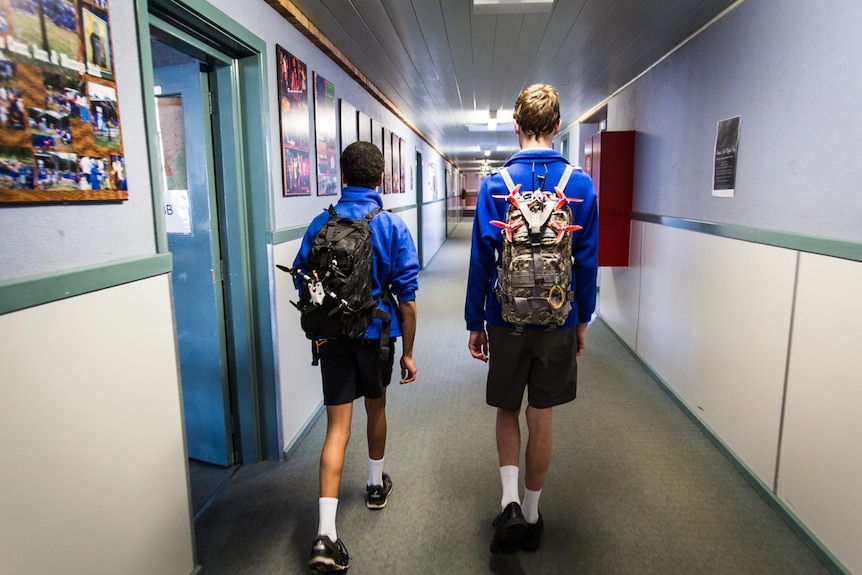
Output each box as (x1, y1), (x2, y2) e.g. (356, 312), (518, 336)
(522, 488), (542, 524)
(318, 497), (338, 541)
(368, 457), (384, 487)
(500, 465), (520, 510)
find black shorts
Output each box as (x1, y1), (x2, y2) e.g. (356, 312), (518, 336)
(486, 325), (578, 410)
(318, 338), (396, 405)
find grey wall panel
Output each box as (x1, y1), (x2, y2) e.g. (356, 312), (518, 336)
(609, 0), (862, 243)
(0, 1), (157, 282)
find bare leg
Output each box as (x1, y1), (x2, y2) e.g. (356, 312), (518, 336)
(365, 390), (387, 461)
(319, 403), (354, 498)
(496, 407), (521, 467)
(524, 405), (553, 491)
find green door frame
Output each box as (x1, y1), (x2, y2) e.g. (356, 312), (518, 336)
(136, 0), (279, 462)
(415, 150), (423, 267)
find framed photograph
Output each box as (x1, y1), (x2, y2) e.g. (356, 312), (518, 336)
(382, 126), (391, 194)
(0, 0), (127, 204)
(339, 99), (357, 151)
(358, 111), (371, 142)
(399, 137), (407, 193)
(391, 132), (401, 194)
(370, 118), (381, 151)
(276, 45), (311, 196)
(81, 2), (114, 82)
(313, 72), (337, 196)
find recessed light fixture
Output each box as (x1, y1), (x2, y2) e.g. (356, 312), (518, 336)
(487, 111), (497, 132)
(473, 0), (554, 15)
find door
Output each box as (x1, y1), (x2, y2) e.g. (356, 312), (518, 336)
(154, 57), (233, 466)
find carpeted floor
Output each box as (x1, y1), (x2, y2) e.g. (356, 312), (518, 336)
(191, 222), (831, 574)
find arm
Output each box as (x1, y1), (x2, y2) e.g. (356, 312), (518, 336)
(465, 176), (503, 332)
(397, 300), (417, 383)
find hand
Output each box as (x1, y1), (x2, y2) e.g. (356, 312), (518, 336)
(576, 322), (588, 357)
(400, 355), (417, 384)
(468, 329), (489, 362)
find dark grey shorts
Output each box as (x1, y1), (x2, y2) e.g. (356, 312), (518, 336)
(486, 325), (578, 410)
(318, 338), (396, 405)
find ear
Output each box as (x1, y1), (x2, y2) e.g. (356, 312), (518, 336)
(513, 120), (521, 135)
(553, 120), (562, 136)
(377, 172), (384, 187)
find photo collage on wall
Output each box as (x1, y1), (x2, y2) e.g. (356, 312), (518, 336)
(277, 46), (407, 198)
(0, 0), (126, 204)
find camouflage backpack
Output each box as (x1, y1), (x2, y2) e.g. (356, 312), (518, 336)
(492, 165), (583, 332)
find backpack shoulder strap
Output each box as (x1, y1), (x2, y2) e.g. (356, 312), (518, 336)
(364, 207), (382, 222)
(499, 167), (517, 194)
(556, 164), (575, 191)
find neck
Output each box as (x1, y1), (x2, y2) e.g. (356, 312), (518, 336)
(518, 132), (555, 150)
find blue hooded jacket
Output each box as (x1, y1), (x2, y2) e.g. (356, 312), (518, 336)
(293, 186), (420, 339)
(465, 148), (598, 332)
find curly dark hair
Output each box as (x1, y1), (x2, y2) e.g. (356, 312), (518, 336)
(341, 141), (385, 189)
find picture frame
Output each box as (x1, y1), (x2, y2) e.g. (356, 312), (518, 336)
(0, 0), (126, 204)
(313, 72), (337, 196)
(276, 45), (311, 197)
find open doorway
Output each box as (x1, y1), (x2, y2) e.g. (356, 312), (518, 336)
(138, 0), (280, 522)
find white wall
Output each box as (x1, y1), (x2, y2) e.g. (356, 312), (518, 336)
(779, 254), (862, 573)
(597, 0), (862, 571)
(0, 275), (194, 575)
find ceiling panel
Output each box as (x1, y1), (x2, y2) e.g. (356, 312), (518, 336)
(270, 0), (740, 171)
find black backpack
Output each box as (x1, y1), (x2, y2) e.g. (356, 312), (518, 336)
(278, 205), (391, 360)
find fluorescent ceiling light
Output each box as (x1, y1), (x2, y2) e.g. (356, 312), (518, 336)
(474, 0), (554, 14)
(466, 123), (515, 132)
(487, 111), (497, 132)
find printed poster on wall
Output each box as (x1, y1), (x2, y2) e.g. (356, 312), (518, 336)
(276, 45), (310, 197)
(712, 115), (740, 198)
(0, 0), (127, 204)
(313, 72), (337, 196)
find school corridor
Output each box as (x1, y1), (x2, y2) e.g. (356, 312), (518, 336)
(188, 223), (830, 574)
(2, 1), (861, 574)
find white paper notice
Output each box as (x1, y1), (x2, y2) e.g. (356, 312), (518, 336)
(164, 189), (191, 234)
(712, 116), (741, 198)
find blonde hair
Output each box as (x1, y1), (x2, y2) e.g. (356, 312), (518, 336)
(513, 84), (560, 138)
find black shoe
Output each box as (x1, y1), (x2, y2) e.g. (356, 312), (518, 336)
(309, 535), (349, 572)
(366, 472), (393, 509)
(521, 512), (544, 552)
(490, 502), (528, 554)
